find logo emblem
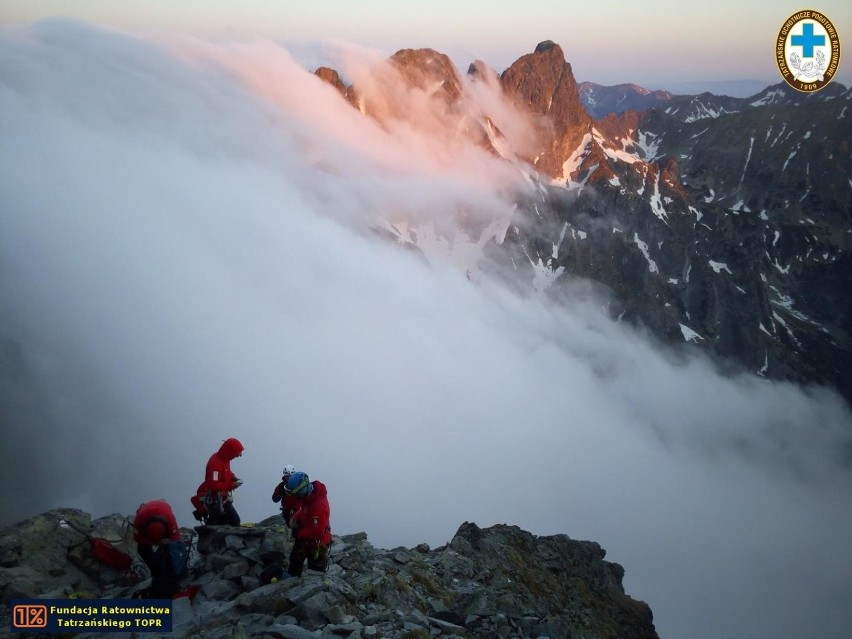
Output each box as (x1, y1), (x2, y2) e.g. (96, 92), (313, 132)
(776, 10), (841, 92)
(12, 604), (48, 628)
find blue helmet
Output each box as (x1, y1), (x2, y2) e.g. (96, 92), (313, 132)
(285, 471), (312, 496)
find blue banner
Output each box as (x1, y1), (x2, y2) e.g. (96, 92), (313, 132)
(10, 599), (173, 633)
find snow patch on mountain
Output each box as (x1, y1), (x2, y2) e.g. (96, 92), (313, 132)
(561, 133), (592, 186)
(485, 118), (512, 160)
(377, 212), (513, 278)
(648, 173), (669, 224)
(758, 352), (769, 375)
(782, 148), (798, 172)
(740, 137), (754, 184)
(592, 127), (640, 165)
(679, 324), (703, 342)
(634, 130), (662, 161)
(634, 233), (659, 273)
(526, 249), (565, 292)
(709, 260), (732, 274)
(772, 310), (802, 348)
(768, 251), (791, 274)
(751, 89), (786, 106)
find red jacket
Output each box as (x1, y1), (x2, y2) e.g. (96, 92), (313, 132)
(200, 438), (244, 497)
(271, 482), (301, 519)
(290, 480), (331, 545)
(133, 500), (180, 545)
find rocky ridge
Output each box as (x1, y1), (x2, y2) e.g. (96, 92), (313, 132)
(577, 80), (850, 121)
(0, 509), (657, 639)
(313, 40), (852, 403)
(499, 41), (590, 177)
(578, 83), (674, 120)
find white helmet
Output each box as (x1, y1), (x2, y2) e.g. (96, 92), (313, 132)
(282, 465), (296, 478)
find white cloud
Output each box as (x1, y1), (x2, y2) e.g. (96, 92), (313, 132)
(1, 20), (851, 639)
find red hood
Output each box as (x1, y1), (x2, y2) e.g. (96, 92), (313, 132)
(308, 480), (327, 499)
(219, 437), (244, 460)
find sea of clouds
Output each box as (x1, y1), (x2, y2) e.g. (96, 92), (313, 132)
(2, 19), (851, 639)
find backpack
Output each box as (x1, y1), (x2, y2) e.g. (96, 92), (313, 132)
(167, 539), (190, 578)
(91, 537), (133, 571)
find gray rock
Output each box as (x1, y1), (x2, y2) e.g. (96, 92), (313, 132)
(202, 577), (242, 600)
(171, 595), (195, 632)
(262, 625), (320, 639)
(1, 510), (658, 639)
(225, 534), (247, 550)
(324, 620), (363, 635)
(427, 616), (465, 633)
(293, 590), (346, 629)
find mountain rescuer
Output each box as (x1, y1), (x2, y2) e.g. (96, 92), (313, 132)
(282, 471), (332, 576)
(133, 500), (187, 598)
(192, 437), (244, 526)
(271, 464), (300, 523)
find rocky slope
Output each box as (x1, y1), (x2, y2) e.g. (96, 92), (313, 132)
(499, 41), (590, 178)
(578, 83), (674, 119)
(506, 77), (852, 399)
(0, 509), (658, 639)
(314, 41), (852, 403)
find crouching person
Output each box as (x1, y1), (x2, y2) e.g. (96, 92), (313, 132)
(133, 500), (188, 598)
(284, 472), (331, 576)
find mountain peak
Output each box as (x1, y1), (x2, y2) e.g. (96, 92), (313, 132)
(389, 47), (463, 100)
(467, 59), (497, 81)
(534, 40), (562, 54)
(500, 41), (590, 177)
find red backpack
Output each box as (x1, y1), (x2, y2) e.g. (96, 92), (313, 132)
(90, 537), (133, 570)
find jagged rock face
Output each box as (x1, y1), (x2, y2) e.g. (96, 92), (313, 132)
(500, 86), (851, 400)
(0, 510), (658, 639)
(306, 41), (852, 399)
(467, 59), (498, 83)
(307, 43), (850, 400)
(500, 40), (591, 178)
(313, 66), (359, 109)
(320, 47), (511, 162)
(389, 48), (464, 102)
(447, 523), (657, 639)
(356, 47), (465, 126)
(665, 97), (851, 393)
(314, 66), (347, 95)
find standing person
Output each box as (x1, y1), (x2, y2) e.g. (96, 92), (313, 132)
(133, 500), (187, 598)
(271, 464), (300, 522)
(195, 437), (244, 526)
(283, 471), (332, 577)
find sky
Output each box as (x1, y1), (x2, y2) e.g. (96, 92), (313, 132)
(1, 10), (852, 639)
(1, 0), (851, 92)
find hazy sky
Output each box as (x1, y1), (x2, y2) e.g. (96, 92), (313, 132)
(1, 15), (852, 639)
(2, 0), (851, 89)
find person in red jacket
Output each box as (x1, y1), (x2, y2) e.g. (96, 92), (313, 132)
(283, 471), (332, 577)
(271, 464), (300, 523)
(193, 437), (244, 526)
(133, 500), (186, 598)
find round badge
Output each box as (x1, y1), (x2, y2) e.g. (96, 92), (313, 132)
(776, 10), (841, 92)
